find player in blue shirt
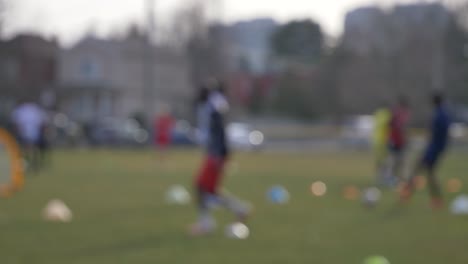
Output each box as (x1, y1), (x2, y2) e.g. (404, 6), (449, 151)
(401, 93), (451, 209)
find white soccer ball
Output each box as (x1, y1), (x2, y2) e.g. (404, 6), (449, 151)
(225, 222), (250, 239)
(450, 195), (468, 215)
(42, 199), (73, 222)
(165, 185), (191, 205)
(362, 187), (382, 207)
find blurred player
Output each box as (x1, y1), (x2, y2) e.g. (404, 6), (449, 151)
(372, 104), (391, 185)
(11, 100), (48, 172)
(388, 96), (410, 184)
(190, 80), (250, 236)
(401, 93), (451, 209)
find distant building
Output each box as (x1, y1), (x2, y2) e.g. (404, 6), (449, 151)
(0, 34), (59, 109)
(343, 3), (451, 57)
(342, 7), (389, 56)
(58, 32), (191, 122)
(216, 19), (277, 110)
(337, 3), (455, 122)
(223, 18), (278, 75)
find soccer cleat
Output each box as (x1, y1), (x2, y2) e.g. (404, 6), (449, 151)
(236, 204), (253, 224)
(188, 216), (216, 237)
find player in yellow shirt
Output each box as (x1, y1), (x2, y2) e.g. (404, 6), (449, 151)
(372, 106), (391, 185)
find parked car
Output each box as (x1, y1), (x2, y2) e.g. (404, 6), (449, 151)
(340, 115), (373, 149)
(49, 113), (82, 146)
(170, 120), (196, 146)
(227, 122), (265, 151)
(87, 117), (149, 147)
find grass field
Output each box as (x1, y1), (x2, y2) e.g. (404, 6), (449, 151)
(1, 149), (468, 264)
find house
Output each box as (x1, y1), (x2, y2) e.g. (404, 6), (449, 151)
(58, 31), (191, 123)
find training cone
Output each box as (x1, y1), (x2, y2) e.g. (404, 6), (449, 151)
(42, 199), (73, 222)
(343, 185), (360, 200)
(447, 178), (463, 193)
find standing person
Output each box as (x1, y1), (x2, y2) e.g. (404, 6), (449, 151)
(372, 104), (391, 186)
(189, 81), (250, 236)
(153, 104), (174, 160)
(388, 96), (410, 183)
(401, 93), (451, 209)
(11, 100), (48, 172)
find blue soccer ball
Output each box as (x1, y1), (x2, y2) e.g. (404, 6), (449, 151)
(268, 185), (290, 204)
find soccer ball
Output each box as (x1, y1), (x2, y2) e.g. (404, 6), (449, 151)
(450, 195), (468, 215)
(267, 185), (290, 204)
(165, 185), (191, 205)
(42, 199), (73, 222)
(225, 222), (249, 239)
(362, 187), (382, 207)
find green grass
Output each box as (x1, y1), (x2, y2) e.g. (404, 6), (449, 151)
(1, 149), (468, 264)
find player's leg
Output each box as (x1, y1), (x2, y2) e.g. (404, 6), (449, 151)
(218, 191), (251, 223)
(32, 140), (42, 172)
(400, 159), (425, 201)
(38, 130), (51, 169)
(23, 142), (35, 173)
(197, 157), (251, 222)
(191, 187), (216, 234)
(374, 144), (387, 186)
(385, 149), (399, 187)
(213, 158), (252, 222)
(190, 156), (218, 235)
(392, 147), (406, 182)
(425, 153), (444, 209)
(426, 166), (443, 209)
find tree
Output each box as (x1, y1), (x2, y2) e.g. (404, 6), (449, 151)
(271, 19), (324, 64)
(268, 70), (318, 119)
(445, 11), (468, 104)
(0, 0), (5, 35)
(315, 3), (468, 123)
(170, 0), (226, 84)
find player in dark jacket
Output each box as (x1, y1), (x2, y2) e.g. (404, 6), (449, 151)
(401, 93), (451, 209)
(190, 81), (251, 236)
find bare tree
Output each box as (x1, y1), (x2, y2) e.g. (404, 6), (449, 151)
(0, 0), (5, 35)
(454, 1), (468, 30)
(0, 0), (13, 36)
(169, 0), (208, 48)
(169, 0), (227, 84)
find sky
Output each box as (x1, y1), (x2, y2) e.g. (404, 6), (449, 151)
(1, 0), (454, 46)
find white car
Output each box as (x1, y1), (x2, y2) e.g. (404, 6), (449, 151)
(340, 115), (374, 148)
(227, 123), (265, 151)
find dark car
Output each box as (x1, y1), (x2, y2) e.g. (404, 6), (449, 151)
(87, 118), (149, 147)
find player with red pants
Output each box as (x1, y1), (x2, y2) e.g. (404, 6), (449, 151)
(190, 82), (250, 236)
